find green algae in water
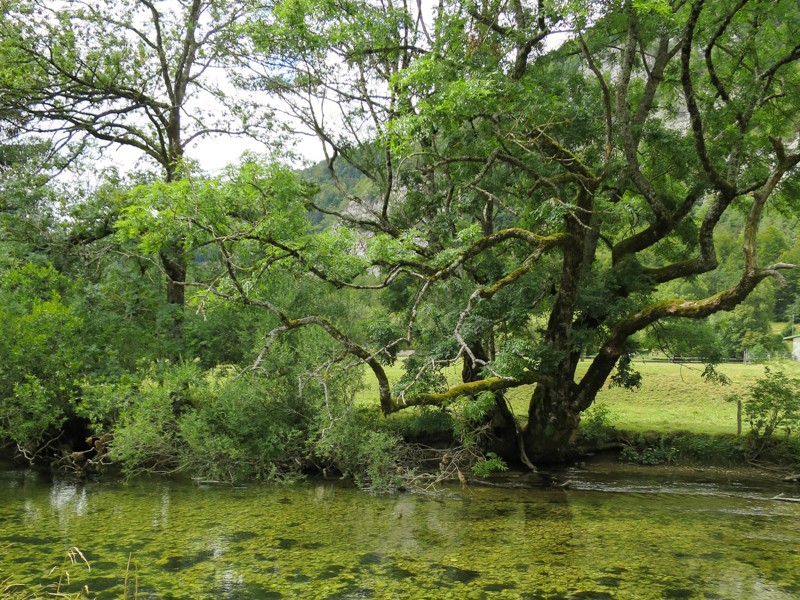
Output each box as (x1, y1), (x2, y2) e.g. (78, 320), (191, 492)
(0, 470), (799, 599)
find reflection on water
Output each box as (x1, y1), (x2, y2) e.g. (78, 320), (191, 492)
(0, 465), (799, 599)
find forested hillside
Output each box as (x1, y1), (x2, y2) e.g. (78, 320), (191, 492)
(1, 0), (799, 483)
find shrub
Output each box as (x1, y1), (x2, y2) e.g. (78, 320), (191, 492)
(728, 367), (800, 459)
(109, 361), (191, 475)
(620, 433), (747, 466)
(178, 366), (311, 482)
(0, 296), (85, 455)
(74, 377), (136, 433)
(580, 402), (616, 446)
(669, 434), (745, 464)
(766, 435), (800, 464)
(448, 391), (496, 445)
(389, 406), (454, 441)
(312, 405), (402, 492)
(111, 360), (319, 482)
(0, 375), (67, 456)
(621, 436), (678, 465)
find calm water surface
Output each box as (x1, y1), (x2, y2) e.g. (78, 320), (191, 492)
(1, 464), (799, 599)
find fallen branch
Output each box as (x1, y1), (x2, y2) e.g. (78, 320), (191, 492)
(771, 494), (800, 503)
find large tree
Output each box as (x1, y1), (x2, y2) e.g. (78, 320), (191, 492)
(0, 0), (264, 326)
(125, 0), (799, 465)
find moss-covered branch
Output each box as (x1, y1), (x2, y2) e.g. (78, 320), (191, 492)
(577, 263), (793, 408)
(387, 372), (551, 413)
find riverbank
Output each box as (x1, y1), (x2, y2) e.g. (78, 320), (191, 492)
(4, 359), (798, 491)
(369, 359), (800, 485)
(570, 426), (800, 486)
(480, 454), (800, 491)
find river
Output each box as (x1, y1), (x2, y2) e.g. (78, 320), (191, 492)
(1, 462), (799, 599)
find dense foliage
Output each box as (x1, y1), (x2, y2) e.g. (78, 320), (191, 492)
(0, 0), (799, 482)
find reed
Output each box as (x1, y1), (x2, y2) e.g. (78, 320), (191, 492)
(1, 546), (92, 599)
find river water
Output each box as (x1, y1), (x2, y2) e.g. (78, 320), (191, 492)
(1, 463), (799, 599)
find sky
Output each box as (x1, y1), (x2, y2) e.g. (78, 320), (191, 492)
(104, 106), (326, 177)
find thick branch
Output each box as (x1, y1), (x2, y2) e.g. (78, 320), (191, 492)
(611, 189), (700, 265)
(510, 128), (597, 183)
(431, 228), (569, 282)
(288, 316), (393, 414)
(681, 0), (736, 195)
(580, 254), (793, 408)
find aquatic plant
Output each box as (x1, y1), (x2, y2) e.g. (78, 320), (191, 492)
(621, 436), (679, 465)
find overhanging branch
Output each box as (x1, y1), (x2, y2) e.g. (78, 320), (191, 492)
(389, 372), (551, 412)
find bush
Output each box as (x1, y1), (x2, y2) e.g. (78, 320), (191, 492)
(178, 366), (311, 482)
(728, 367), (800, 460)
(669, 434), (745, 464)
(312, 405), (402, 492)
(389, 406), (454, 442)
(111, 360), (318, 482)
(0, 294), (86, 453)
(0, 375), (67, 454)
(74, 377), (136, 433)
(620, 433), (747, 466)
(621, 436), (678, 465)
(580, 402), (616, 446)
(448, 391), (496, 444)
(109, 361), (191, 475)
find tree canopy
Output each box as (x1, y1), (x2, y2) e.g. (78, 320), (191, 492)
(0, 0), (271, 319)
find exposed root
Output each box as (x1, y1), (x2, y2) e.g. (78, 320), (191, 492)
(397, 439), (488, 493)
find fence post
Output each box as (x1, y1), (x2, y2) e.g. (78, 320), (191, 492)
(737, 400), (742, 436)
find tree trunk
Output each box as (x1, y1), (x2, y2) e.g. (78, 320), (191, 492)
(486, 392), (525, 463)
(461, 341), (520, 459)
(522, 382), (582, 464)
(460, 341), (488, 384)
(161, 250), (186, 307)
(160, 245), (186, 341)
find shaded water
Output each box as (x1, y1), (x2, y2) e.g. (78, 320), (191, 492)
(1, 464), (799, 599)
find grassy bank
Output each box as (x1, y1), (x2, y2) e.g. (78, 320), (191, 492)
(357, 359), (800, 437)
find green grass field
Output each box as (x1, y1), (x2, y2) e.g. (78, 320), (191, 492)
(567, 361), (771, 435)
(356, 359), (800, 436)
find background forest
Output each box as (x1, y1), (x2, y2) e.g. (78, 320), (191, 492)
(1, 0), (799, 487)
